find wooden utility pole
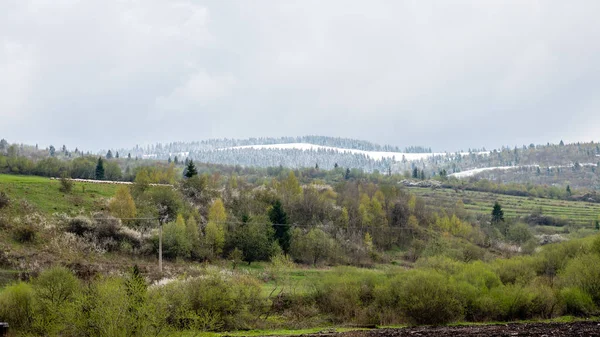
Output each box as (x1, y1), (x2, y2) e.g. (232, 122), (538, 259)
(158, 219), (163, 274)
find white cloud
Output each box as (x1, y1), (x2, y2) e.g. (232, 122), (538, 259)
(154, 69), (237, 113)
(0, 41), (36, 120)
(1, 1), (600, 150)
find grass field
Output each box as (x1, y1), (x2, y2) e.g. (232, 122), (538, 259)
(0, 174), (119, 215)
(408, 187), (600, 227)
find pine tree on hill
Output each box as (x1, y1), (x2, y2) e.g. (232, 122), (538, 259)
(269, 200), (290, 254)
(106, 150), (113, 159)
(184, 159), (198, 178)
(95, 157), (105, 180)
(491, 202), (504, 223)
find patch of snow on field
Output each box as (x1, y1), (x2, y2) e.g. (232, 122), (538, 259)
(221, 143), (477, 161)
(450, 166), (519, 178)
(451, 163), (598, 178)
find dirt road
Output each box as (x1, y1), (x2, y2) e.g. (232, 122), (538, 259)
(301, 321), (600, 337)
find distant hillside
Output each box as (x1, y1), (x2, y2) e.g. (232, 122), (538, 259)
(115, 136), (433, 173)
(438, 142), (600, 190)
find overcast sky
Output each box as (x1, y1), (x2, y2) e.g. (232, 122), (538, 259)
(2, 1), (600, 152)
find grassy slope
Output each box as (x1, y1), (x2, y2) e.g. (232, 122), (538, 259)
(408, 187), (600, 227)
(0, 174), (118, 215)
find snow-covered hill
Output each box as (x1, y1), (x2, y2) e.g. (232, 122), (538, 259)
(222, 143), (450, 161)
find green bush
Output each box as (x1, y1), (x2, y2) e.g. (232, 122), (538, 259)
(467, 293), (503, 322)
(396, 269), (464, 325)
(591, 234), (600, 256)
(493, 256), (536, 285)
(456, 261), (502, 291)
(313, 269), (381, 324)
(527, 283), (559, 319)
(535, 240), (588, 279)
(67, 275), (164, 337)
(559, 287), (597, 316)
(0, 282), (35, 330)
(160, 272), (266, 331)
(507, 223), (533, 245)
(59, 176), (74, 193)
(34, 266), (79, 306)
(31, 267), (80, 335)
(560, 254), (600, 304)
(490, 284), (533, 321)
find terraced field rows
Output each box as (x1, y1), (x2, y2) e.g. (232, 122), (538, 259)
(408, 187), (600, 227)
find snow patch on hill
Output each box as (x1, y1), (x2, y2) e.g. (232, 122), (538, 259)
(451, 163), (599, 178)
(450, 166), (521, 178)
(221, 143), (456, 161)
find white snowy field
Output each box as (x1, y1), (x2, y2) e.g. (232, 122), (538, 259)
(449, 166), (523, 178)
(220, 143), (457, 161)
(450, 163), (598, 178)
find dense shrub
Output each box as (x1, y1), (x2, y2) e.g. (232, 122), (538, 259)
(59, 176), (74, 193)
(560, 253), (600, 304)
(528, 283), (559, 319)
(313, 269), (381, 324)
(490, 284), (532, 320)
(0, 282), (35, 329)
(559, 287), (597, 316)
(13, 223), (37, 243)
(30, 267), (80, 335)
(493, 256), (537, 285)
(159, 272), (266, 331)
(0, 191), (9, 209)
(395, 269), (464, 324)
(66, 216), (94, 236)
(67, 215), (141, 253)
(507, 223), (533, 245)
(535, 239), (588, 279)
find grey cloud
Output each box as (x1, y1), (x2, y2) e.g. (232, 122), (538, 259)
(1, 0), (599, 151)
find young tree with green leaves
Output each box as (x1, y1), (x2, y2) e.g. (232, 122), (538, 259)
(205, 199), (226, 258)
(109, 186), (137, 221)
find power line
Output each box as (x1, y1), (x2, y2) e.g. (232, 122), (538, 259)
(57, 215), (424, 232)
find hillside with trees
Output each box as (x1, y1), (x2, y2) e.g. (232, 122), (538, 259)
(2, 136), (600, 335)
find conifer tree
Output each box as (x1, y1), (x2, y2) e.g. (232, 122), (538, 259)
(95, 157), (105, 180)
(269, 200), (290, 254)
(106, 150), (113, 159)
(184, 159), (198, 178)
(491, 201), (504, 223)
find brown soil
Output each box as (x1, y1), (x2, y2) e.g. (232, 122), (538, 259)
(305, 321), (600, 337)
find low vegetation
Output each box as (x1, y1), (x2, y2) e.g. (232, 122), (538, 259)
(1, 235), (600, 336)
